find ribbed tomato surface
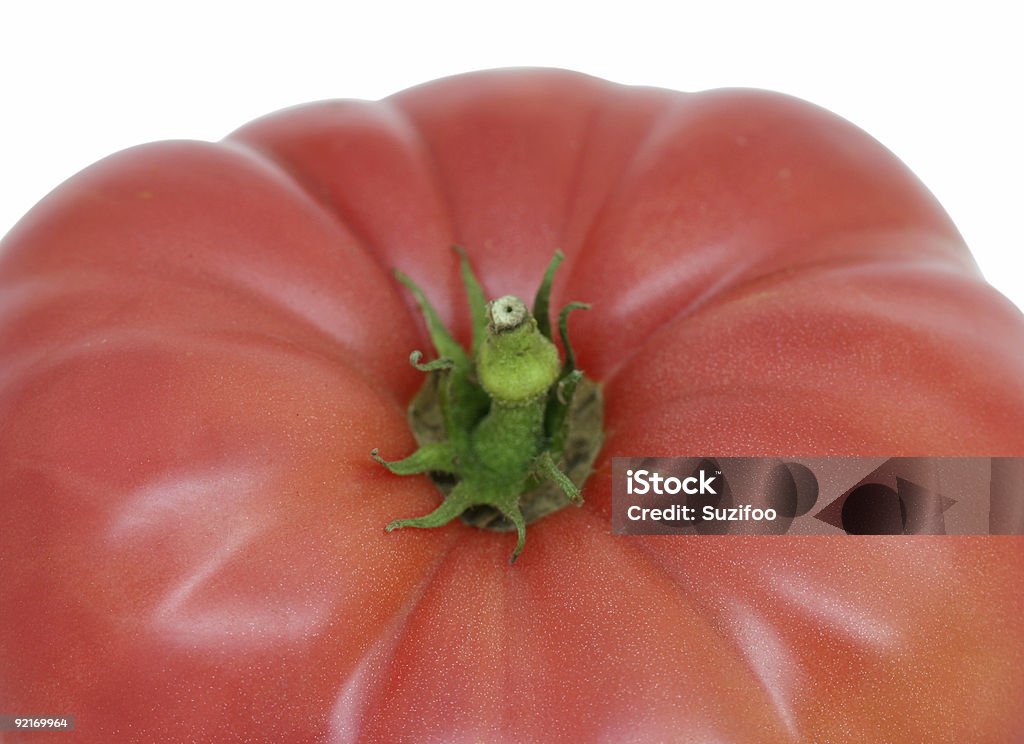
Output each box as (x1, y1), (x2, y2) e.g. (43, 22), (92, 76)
(2, 69), (1022, 742)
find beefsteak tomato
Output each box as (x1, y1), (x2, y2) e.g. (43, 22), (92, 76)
(2, 69), (1023, 743)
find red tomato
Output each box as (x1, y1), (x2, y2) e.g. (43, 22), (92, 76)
(2, 69), (1023, 743)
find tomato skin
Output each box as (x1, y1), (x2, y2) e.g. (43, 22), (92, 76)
(2, 69), (1023, 743)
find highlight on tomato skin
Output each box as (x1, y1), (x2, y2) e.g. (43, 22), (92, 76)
(2, 68), (1024, 743)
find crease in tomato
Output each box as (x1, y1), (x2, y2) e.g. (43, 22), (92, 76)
(371, 248), (604, 562)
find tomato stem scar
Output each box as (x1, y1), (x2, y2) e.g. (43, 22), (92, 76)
(373, 248), (603, 563)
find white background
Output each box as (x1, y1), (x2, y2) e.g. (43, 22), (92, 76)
(2, 1), (1021, 310)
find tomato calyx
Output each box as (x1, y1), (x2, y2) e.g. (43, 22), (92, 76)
(372, 248), (603, 563)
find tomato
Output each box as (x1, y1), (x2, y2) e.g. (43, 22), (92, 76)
(2, 69), (1023, 743)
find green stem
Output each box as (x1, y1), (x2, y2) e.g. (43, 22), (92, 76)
(372, 250), (602, 563)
